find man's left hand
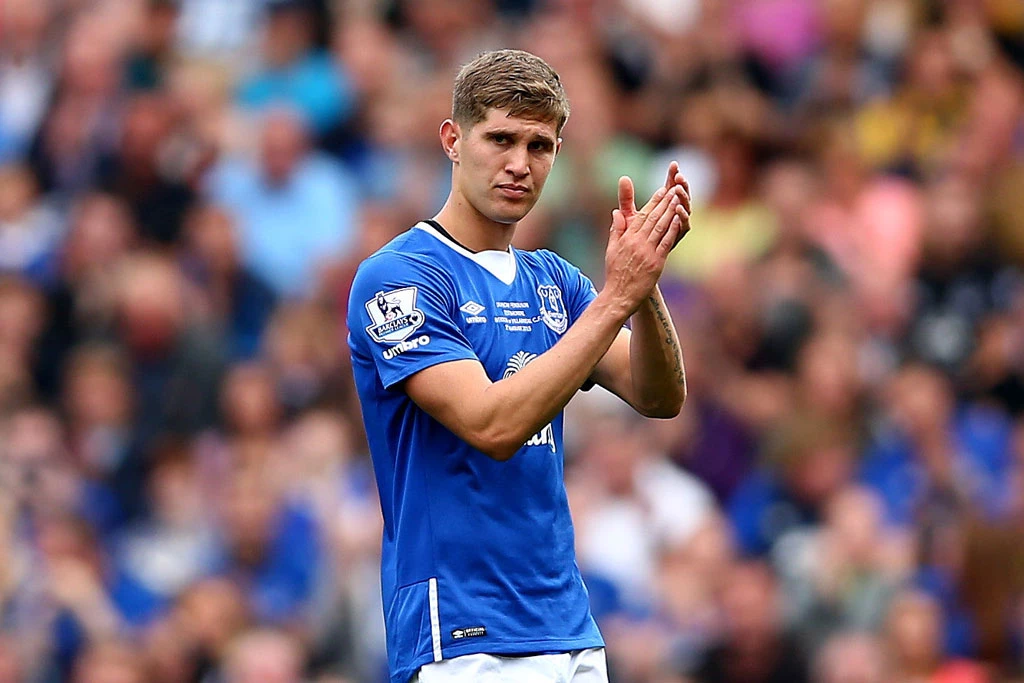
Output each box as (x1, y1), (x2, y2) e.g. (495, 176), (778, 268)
(616, 161), (691, 249)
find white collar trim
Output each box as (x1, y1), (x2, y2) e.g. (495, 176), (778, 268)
(414, 221), (517, 285)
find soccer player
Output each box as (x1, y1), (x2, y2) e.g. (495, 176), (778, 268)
(347, 49), (690, 683)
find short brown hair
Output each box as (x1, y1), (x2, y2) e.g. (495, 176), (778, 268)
(452, 49), (570, 135)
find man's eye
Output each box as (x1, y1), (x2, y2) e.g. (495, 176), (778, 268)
(492, 135), (509, 144)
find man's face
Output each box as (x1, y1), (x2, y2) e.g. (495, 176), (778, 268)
(260, 113), (306, 185)
(453, 108), (560, 226)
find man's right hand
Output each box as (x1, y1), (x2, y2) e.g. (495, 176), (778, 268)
(601, 181), (686, 318)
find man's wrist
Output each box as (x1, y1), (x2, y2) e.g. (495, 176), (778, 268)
(640, 285), (665, 313)
(592, 290), (634, 327)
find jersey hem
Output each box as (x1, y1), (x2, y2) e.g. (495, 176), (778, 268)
(392, 636), (606, 683)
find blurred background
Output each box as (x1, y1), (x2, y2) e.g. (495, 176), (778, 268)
(1, 0), (1024, 681)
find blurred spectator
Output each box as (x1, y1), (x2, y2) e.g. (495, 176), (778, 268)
(729, 417), (857, 556)
(0, 164), (63, 283)
(0, 0), (56, 164)
(734, 0), (823, 96)
(775, 486), (912, 654)
(16, 513), (129, 680)
(884, 589), (991, 683)
(237, 0), (354, 138)
(0, 277), (46, 411)
(222, 628), (305, 683)
(279, 409), (381, 680)
(182, 204), (277, 360)
(688, 561), (810, 683)
(666, 129), (778, 282)
(803, 128), (923, 334)
(175, 0), (262, 66)
(72, 639), (148, 683)
(34, 193), (136, 398)
(206, 109), (360, 299)
(789, 0), (892, 119)
(111, 440), (217, 624)
(905, 173), (1019, 376)
(211, 465), (320, 626)
(813, 631), (888, 683)
(168, 578), (251, 681)
(262, 301), (348, 413)
(861, 363), (1014, 526)
(613, 515), (737, 678)
(62, 345), (146, 527)
(855, 28), (970, 178)
(113, 252), (225, 447)
(656, 321), (758, 503)
(572, 406), (715, 610)
(96, 93), (196, 245)
(28, 14), (125, 199)
(125, 0), (180, 92)
(0, 405), (98, 525)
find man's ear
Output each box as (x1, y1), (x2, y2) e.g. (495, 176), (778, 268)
(440, 119), (460, 163)
(555, 138), (562, 157)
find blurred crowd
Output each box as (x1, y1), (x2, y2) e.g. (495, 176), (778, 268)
(1, 0), (1024, 681)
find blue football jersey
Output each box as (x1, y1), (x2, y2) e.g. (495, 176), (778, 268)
(347, 221), (605, 683)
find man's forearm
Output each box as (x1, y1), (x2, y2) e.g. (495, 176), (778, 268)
(627, 286), (686, 416)
(407, 291), (632, 461)
(477, 292), (631, 453)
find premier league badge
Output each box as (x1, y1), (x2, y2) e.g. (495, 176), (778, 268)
(365, 287), (425, 343)
(537, 284), (568, 334)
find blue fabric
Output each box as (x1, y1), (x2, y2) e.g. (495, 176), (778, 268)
(227, 270), (277, 359)
(347, 225), (605, 683)
(108, 566), (166, 628)
(211, 504), (321, 624)
(238, 51), (354, 135)
(206, 154), (359, 298)
(252, 505), (320, 624)
(727, 469), (820, 557)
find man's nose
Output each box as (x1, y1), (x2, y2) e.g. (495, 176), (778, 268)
(505, 145), (530, 177)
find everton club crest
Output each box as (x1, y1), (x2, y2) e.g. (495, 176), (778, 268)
(537, 284), (568, 334)
(365, 287), (425, 343)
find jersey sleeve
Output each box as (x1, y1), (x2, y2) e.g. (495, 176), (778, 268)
(348, 253), (478, 390)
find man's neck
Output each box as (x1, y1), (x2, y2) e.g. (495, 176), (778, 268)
(433, 195), (516, 253)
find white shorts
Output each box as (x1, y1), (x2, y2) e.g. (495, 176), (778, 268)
(411, 647), (608, 683)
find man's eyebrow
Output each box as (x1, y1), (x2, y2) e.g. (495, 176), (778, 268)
(485, 129), (557, 146)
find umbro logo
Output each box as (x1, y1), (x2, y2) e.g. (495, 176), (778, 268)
(459, 301), (487, 324)
(451, 626), (486, 640)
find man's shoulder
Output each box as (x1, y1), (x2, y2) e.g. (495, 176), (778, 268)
(350, 228), (459, 307)
(358, 227), (447, 272)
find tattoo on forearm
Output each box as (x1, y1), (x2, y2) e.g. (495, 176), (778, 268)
(648, 296), (686, 386)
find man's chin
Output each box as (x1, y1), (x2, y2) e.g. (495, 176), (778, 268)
(488, 204), (533, 226)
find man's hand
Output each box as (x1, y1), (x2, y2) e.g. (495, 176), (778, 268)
(617, 161), (691, 248)
(588, 163), (690, 416)
(602, 181), (686, 317)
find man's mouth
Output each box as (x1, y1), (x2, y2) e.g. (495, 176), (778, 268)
(497, 184), (529, 198)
